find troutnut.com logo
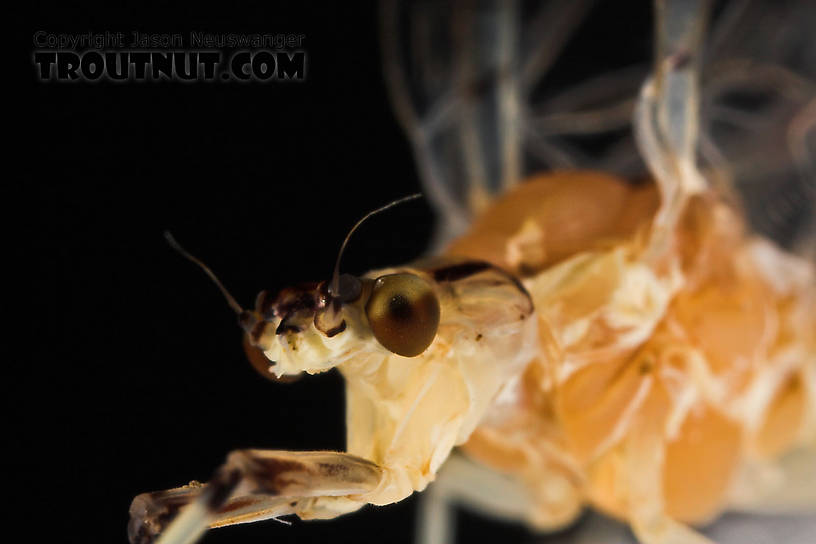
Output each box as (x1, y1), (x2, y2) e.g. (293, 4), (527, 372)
(32, 31), (307, 83)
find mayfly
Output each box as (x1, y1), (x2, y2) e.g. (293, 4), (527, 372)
(129, 1), (816, 543)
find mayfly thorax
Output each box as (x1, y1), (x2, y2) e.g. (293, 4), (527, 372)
(129, 2), (816, 544)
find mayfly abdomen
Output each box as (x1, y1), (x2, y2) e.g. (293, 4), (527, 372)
(443, 169), (816, 529)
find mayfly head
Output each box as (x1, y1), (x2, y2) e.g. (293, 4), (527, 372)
(240, 268), (441, 378)
(164, 195), (444, 380)
(245, 193), (442, 377)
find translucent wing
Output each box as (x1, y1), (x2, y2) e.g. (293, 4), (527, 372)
(381, 0), (629, 245)
(382, 0), (816, 257)
(697, 0), (816, 256)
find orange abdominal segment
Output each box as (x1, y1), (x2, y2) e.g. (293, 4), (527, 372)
(661, 404), (743, 522)
(754, 373), (807, 459)
(452, 171), (816, 529)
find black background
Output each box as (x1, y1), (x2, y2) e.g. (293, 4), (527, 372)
(27, 2), (651, 543)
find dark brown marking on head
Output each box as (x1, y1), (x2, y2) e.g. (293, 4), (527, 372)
(275, 320), (302, 335)
(314, 294), (346, 337)
(276, 284), (320, 314)
(324, 320), (347, 337)
(476, 333), (483, 341)
(257, 282), (324, 325)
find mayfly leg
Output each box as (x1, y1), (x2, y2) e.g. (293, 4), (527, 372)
(415, 453), (535, 544)
(129, 484), (292, 543)
(128, 450), (384, 544)
(635, 0), (710, 261)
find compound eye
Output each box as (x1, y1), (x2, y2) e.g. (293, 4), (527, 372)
(365, 273), (440, 357)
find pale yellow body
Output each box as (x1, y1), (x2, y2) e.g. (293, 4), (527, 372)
(133, 171), (815, 544)
(261, 257), (539, 513)
(259, 170), (815, 536)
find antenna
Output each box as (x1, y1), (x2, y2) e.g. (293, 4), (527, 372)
(329, 193), (422, 296)
(164, 231), (244, 314)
